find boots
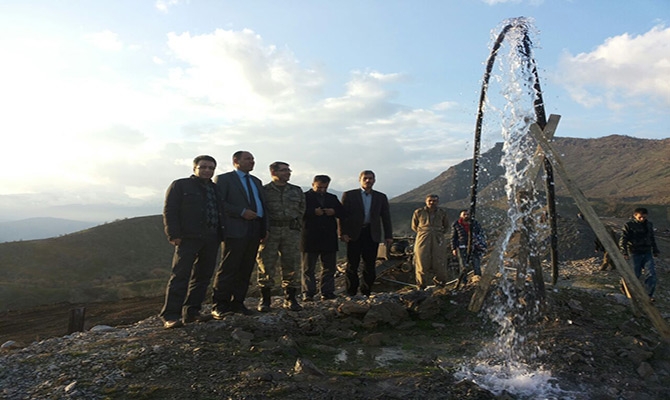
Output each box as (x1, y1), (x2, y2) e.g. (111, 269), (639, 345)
(258, 287), (272, 312)
(283, 287), (302, 311)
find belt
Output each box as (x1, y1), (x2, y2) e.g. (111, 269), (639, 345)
(270, 220), (292, 227)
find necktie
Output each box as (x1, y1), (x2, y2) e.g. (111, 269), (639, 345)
(245, 174), (257, 212)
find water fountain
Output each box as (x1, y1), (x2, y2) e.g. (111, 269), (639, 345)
(455, 17), (670, 398)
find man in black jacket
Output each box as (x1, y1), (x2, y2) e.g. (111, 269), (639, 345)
(619, 207), (660, 301)
(160, 155), (225, 329)
(301, 175), (345, 301)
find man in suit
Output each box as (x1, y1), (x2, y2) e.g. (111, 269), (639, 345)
(301, 175), (345, 301)
(160, 155), (224, 329)
(211, 151), (267, 317)
(339, 170), (393, 297)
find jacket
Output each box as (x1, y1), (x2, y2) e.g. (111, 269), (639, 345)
(163, 175), (225, 241)
(339, 189), (392, 243)
(619, 218), (659, 256)
(214, 170), (268, 239)
(451, 218), (486, 253)
(301, 189), (345, 252)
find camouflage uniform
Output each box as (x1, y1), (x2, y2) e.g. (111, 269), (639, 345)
(257, 182), (306, 289)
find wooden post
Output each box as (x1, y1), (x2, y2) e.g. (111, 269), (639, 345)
(67, 307), (86, 334)
(468, 115), (561, 313)
(528, 120), (670, 340)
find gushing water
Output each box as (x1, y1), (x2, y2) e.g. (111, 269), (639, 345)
(454, 18), (579, 399)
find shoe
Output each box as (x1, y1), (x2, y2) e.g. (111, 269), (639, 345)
(303, 294), (315, 302)
(183, 313), (213, 324)
(231, 302), (254, 316)
(650, 297), (655, 303)
(211, 304), (232, 320)
(321, 293), (337, 300)
(283, 287), (303, 311)
(258, 287), (272, 312)
(163, 319), (184, 329)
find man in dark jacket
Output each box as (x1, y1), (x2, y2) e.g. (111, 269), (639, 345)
(339, 170), (393, 297)
(301, 175), (345, 301)
(619, 207), (660, 301)
(160, 155), (225, 329)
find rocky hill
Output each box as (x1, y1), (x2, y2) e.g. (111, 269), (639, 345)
(393, 135), (670, 206)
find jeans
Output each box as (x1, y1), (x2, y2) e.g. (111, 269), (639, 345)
(632, 252), (657, 297)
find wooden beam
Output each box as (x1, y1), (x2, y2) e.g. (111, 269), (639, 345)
(528, 121), (670, 340)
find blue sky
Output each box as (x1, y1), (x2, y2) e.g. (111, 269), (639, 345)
(0, 0), (668, 221)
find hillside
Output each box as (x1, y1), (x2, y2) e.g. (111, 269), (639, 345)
(0, 216), (172, 311)
(393, 135), (670, 206)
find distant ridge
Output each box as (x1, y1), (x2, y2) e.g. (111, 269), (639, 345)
(393, 135), (670, 206)
(0, 217), (100, 243)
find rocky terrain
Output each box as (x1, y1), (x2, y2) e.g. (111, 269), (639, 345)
(2, 253), (670, 400)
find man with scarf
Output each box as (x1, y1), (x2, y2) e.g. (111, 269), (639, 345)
(451, 209), (486, 281)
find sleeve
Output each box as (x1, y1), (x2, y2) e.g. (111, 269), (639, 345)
(411, 209), (419, 233)
(650, 222), (660, 255)
(163, 180), (182, 241)
(618, 223), (630, 256)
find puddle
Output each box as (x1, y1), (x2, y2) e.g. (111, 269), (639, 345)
(334, 346), (418, 368)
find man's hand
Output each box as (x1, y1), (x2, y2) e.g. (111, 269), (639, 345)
(323, 208), (335, 216)
(340, 234), (351, 243)
(242, 209), (258, 220)
(170, 238), (182, 246)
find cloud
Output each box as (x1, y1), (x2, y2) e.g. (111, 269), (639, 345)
(84, 30), (123, 52)
(0, 26), (472, 218)
(556, 25), (670, 109)
(155, 0), (182, 13)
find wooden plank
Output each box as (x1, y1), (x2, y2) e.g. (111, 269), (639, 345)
(529, 121), (670, 340)
(468, 115), (561, 313)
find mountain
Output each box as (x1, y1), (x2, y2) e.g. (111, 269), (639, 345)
(0, 218), (101, 243)
(393, 135), (670, 207)
(0, 216), (173, 311)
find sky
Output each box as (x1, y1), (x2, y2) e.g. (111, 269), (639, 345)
(0, 0), (668, 222)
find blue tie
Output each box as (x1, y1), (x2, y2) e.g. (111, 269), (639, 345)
(245, 174), (257, 212)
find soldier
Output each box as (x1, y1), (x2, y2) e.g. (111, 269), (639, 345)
(411, 194), (450, 289)
(256, 161), (306, 311)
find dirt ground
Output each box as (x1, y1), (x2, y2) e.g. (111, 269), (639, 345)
(2, 234), (670, 399)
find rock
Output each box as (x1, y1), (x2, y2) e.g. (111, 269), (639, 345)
(637, 361), (655, 379)
(294, 357), (325, 376)
(1, 340), (22, 350)
(231, 328), (254, 344)
(416, 296), (442, 320)
(361, 332), (385, 346)
(338, 301), (370, 315)
(89, 325), (116, 332)
(362, 302), (408, 328)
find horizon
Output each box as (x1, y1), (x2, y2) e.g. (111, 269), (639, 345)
(1, 1), (668, 222)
